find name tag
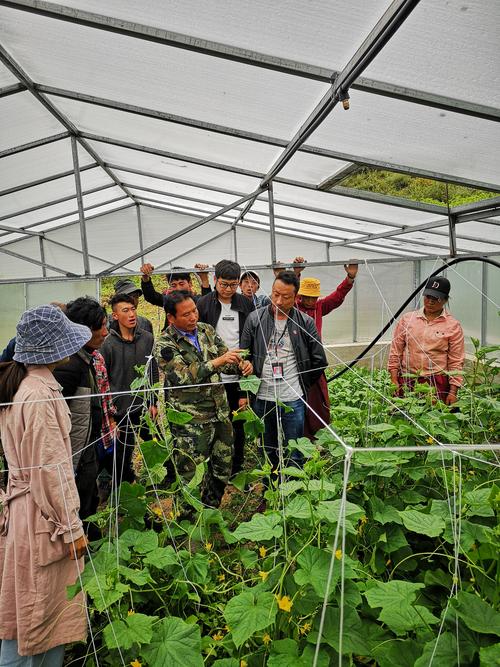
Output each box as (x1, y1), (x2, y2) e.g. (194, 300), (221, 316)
(272, 362), (284, 379)
(222, 316), (235, 321)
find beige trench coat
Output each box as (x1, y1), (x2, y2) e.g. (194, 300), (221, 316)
(0, 366), (87, 655)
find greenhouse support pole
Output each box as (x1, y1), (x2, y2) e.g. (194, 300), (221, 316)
(326, 243), (331, 262)
(481, 263), (487, 346)
(259, 0), (421, 188)
(98, 187), (266, 275)
(154, 229), (233, 272)
(38, 236), (47, 278)
(0, 246), (75, 276)
(0, 132), (72, 160)
(413, 260), (421, 308)
(448, 213), (457, 257)
(71, 136), (90, 275)
(233, 226), (238, 263)
(268, 183), (277, 264)
(136, 204), (145, 265)
(352, 280), (358, 343)
(0, 163), (97, 197)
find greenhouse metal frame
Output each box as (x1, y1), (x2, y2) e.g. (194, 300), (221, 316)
(0, 0), (499, 287)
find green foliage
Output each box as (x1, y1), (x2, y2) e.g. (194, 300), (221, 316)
(72, 344), (499, 665)
(224, 590), (278, 647)
(141, 617), (203, 666)
(238, 374), (261, 395)
(341, 167), (499, 207)
(103, 613), (156, 650)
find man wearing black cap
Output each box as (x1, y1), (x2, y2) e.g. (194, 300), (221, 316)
(388, 276), (465, 404)
(113, 278), (153, 334)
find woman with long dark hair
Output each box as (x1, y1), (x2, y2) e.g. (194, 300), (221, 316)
(0, 305), (91, 666)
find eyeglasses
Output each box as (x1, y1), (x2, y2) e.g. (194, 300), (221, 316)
(217, 280), (239, 290)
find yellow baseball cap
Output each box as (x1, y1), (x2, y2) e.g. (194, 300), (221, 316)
(298, 277), (321, 297)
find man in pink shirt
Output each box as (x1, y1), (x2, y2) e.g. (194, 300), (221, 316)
(293, 260), (358, 438)
(388, 276), (465, 405)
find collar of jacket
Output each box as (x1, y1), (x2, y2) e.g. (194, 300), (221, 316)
(166, 322), (209, 350)
(77, 347), (93, 365)
(207, 289), (248, 312)
(26, 364), (60, 390)
(265, 303), (301, 322)
(108, 326), (141, 342)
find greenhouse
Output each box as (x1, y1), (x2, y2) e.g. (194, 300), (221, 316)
(0, 0), (499, 665)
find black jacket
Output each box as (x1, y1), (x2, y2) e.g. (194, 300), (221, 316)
(142, 279), (211, 329)
(240, 306), (327, 393)
(108, 312), (153, 335)
(53, 348), (103, 469)
(196, 290), (253, 337)
(100, 323), (159, 420)
(0, 337), (15, 362)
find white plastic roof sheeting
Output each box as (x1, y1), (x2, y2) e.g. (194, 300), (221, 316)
(0, 0), (499, 280)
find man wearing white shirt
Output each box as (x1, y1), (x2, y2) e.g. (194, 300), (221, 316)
(196, 260), (253, 474)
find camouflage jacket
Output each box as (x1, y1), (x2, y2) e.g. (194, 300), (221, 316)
(156, 322), (240, 423)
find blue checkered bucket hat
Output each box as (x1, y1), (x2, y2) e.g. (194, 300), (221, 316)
(13, 305), (92, 365)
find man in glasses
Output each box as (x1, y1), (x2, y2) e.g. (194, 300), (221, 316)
(196, 260), (253, 474)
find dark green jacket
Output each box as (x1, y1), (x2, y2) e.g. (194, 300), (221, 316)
(156, 322), (239, 423)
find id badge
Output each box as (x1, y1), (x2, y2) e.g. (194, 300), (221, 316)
(272, 362), (284, 379)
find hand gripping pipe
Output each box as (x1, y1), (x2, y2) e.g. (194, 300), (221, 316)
(327, 255), (500, 382)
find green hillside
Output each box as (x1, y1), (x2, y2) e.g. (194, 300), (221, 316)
(340, 168), (498, 207)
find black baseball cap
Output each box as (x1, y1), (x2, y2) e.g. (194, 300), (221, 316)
(423, 276), (450, 299)
(114, 278), (142, 297)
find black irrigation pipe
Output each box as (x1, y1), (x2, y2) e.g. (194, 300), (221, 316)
(327, 255), (500, 382)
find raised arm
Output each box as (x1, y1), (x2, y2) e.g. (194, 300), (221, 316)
(319, 264), (357, 316)
(140, 263), (166, 307)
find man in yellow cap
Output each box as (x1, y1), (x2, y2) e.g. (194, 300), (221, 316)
(295, 262), (358, 438)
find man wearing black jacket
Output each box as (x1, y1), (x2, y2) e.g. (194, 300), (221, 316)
(113, 278), (153, 334)
(240, 271), (327, 469)
(196, 260), (254, 474)
(139, 263), (212, 329)
(100, 293), (159, 483)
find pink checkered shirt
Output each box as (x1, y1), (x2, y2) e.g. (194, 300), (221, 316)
(388, 308), (465, 387)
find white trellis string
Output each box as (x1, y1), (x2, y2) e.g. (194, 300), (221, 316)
(312, 449), (352, 667)
(57, 462), (126, 667)
(1, 262), (498, 666)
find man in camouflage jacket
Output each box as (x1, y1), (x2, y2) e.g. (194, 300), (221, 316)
(156, 291), (252, 508)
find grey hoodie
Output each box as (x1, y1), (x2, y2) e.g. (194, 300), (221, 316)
(100, 323), (159, 420)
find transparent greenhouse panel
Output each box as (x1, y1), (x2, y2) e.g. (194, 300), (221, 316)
(0, 283), (25, 349)
(26, 279), (99, 309)
(51, 0), (389, 74)
(485, 263), (500, 351)
(297, 265), (355, 346)
(309, 89), (500, 186)
(0, 91), (65, 154)
(445, 260), (482, 354)
(356, 261), (414, 342)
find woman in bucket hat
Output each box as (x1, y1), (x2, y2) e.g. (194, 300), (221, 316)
(388, 276), (465, 404)
(0, 305), (90, 666)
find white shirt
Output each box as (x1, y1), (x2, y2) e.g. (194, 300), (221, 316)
(257, 318), (303, 401)
(216, 301), (240, 383)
